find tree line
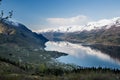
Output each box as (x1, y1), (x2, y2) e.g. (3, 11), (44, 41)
(0, 56), (119, 76)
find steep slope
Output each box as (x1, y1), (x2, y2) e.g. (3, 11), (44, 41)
(0, 20), (48, 49)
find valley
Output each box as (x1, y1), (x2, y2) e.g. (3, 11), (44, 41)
(0, 0), (120, 79)
(0, 19), (120, 80)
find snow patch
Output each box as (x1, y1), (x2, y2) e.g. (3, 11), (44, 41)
(3, 19), (20, 27)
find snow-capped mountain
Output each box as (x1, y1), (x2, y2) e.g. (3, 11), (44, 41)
(37, 17), (120, 33)
(40, 17), (120, 46)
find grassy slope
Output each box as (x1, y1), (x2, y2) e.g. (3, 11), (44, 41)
(0, 43), (67, 64)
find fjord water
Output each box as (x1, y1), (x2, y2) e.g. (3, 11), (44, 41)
(45, 41), (120, 69)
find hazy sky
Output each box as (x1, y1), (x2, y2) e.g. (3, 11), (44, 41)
(1, 0), (120, 31)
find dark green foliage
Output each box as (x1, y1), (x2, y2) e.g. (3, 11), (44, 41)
(0, 57), (120, 80)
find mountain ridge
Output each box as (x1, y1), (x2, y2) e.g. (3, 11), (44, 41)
(0, 19), (48, 49)
(37, 17), (120, 33)
(39, 17), (120, 46)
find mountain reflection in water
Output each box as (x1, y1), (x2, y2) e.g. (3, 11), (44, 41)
(45, 41), (120, 69)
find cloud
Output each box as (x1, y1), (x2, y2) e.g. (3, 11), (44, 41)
(47, 15), (89, 26)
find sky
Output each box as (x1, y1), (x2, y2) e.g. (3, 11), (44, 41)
(1, 0), (120, 31)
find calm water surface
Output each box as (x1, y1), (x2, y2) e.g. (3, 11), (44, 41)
(45, 41), (120, 69)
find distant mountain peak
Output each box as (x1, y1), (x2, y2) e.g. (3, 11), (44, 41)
(37, 17), (120, 33)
